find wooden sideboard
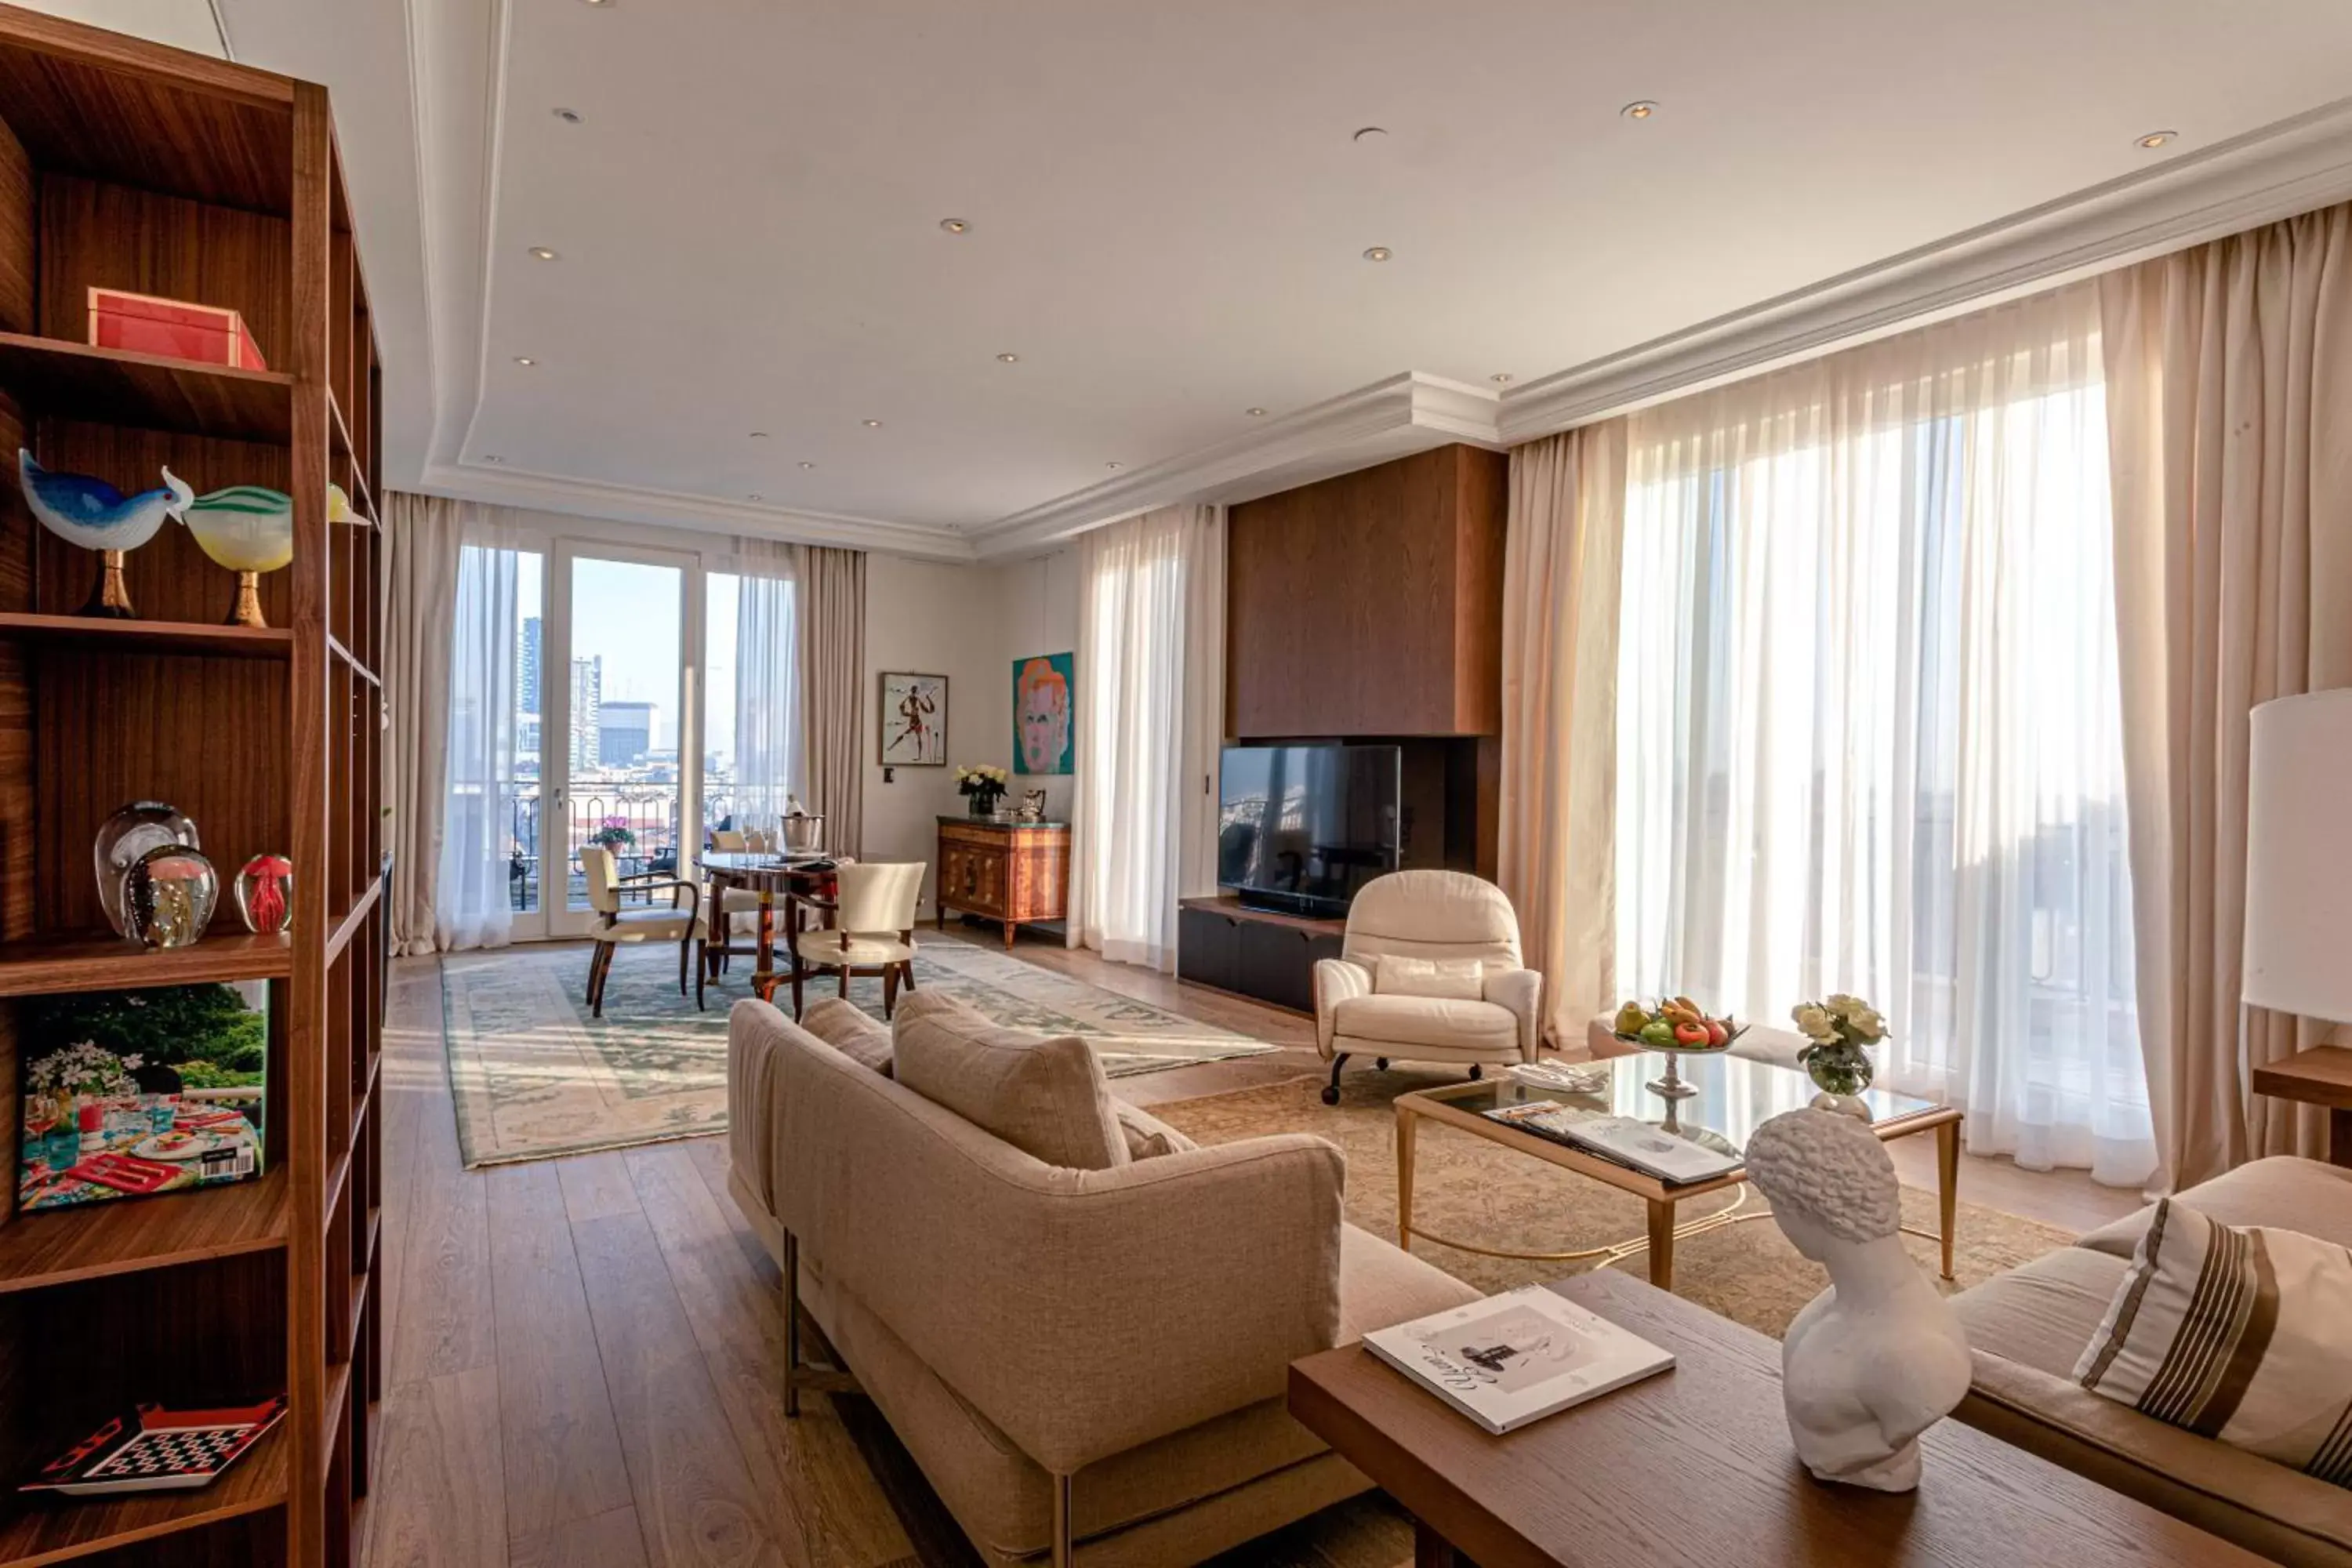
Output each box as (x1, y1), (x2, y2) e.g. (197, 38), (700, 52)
(936, 817), (1070, 946)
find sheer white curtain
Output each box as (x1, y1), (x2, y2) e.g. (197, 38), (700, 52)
(436, 514), (522, 951)
(1614, 282), (2156, 1185)
(732, 539), (804, 831)
(1070, 504), (1221, 970)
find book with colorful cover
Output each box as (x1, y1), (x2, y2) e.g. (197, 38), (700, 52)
(1363, 1286), (1675, 1434)
(21, 1397), (286, 1496)
(13, 982), (267, 1215)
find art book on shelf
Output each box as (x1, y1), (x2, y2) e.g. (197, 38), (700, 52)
(1363, 1285), (1675, 1435)
(1483, 1100), (1742, 1185)
(21, 1397), (286, 1496)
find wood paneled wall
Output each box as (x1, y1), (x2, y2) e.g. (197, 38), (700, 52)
(1225, 443), (1508, 739)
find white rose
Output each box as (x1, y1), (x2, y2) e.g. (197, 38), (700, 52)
(1791, 1004), (1835, 1041)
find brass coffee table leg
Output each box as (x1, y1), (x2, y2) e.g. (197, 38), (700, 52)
(1397, 1106), (1417, 1250)
(1937, 1119), (1958, 1281)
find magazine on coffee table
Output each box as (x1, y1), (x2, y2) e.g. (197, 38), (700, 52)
(1483, 1101), (1743, 1184)
(1363, 1285), (1675, 1434)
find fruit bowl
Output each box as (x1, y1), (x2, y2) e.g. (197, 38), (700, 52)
(1610, 996), (1748, 1055)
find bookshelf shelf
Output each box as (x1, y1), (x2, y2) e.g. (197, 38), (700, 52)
(0, 1167), (288, 1294)
(0, 1421), (285, 1567)
(0, 612), (292, 659)
(0, 332), (292, 443)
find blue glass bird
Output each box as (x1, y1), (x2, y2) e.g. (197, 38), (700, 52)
(18, 448), (194, 617)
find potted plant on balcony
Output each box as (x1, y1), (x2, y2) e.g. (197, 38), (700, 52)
(590, 816), (636, 851)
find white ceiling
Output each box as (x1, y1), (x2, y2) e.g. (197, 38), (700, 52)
(186, 2), (2352, 557)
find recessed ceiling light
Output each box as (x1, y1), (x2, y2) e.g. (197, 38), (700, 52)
(1105, 461), (1123, 470)
(749, 430), (768, 439)
(862, 419), (884, 428)
(2137, 129), (2178, 149)
(1244, 407), (1268, 417)
(1352, 125), (1387, 142)
(939, 218), (971, 234)
(1363, 245), (1392, 263)
(996, 352), (1020, 363)
(798, 460), (815, 470)
(482, 454), (505, 464)
(579, 0), (613, 8)
(514, 356), (536, 366)
(1490, 372), (1512, 384)
(552, 107), (583, 124)
(1621, 100), (1657, 120)
(748, 493), (763, 502)
(528, 246), (558, 260)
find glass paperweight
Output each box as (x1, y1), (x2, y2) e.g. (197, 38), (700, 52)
(234, 853), (294, 934)
(93, 801), (200, 938)
(124, 844), (219, 949)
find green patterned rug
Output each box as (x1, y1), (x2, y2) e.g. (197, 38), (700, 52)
(437, 937), (1278, 1167)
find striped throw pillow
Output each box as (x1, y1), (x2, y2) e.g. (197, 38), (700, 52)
(2074, 1197), (2352, 1486)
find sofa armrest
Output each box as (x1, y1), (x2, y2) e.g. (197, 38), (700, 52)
(1483, 967), (1543, 1062)
(724, 998), (796, 1243)
(1313, 958), (1372, 1059)
(775, 1040), (1348, 1477)
(1958, 1348), (2352, 1564)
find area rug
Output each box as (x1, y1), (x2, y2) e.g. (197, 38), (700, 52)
(438, 938), (1278, 1167)
(1152, 1069), (2076, 1338)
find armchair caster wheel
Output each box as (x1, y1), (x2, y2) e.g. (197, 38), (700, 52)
(1468, 1063), (1483, 1080)
(1375, 1057), (1388, 1071)
(1320, 1083), (1341, 1106)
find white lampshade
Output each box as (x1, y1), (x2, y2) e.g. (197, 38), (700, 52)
(2244, 689), (2352, 1021)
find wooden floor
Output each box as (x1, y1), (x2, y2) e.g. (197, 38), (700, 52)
(361, 928), (2144, 1568)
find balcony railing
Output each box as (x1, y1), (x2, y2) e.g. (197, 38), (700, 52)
(501, 779), (745, 911)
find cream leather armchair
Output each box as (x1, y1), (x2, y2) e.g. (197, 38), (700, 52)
(1311, 869), (1541, 1104)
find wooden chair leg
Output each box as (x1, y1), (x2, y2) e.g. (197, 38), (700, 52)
(678, 935), (690, 996)
(695, 941), (707, 1011)
(588, 942), (610, 1018)
(883, 964), (898, 1018)
(837, 964), (848, 1000)
(790, 957), (804, 1022)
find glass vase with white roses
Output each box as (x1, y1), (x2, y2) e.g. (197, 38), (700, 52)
(956, 764), (1009, 818)
(1791, 993), (1885, 1114)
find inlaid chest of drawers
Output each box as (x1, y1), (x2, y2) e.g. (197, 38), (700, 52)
(935, 817), (1070, 946)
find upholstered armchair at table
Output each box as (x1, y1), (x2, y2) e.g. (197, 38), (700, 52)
(580, 844), (704, 1018)
(1311, 869), (1542, 1104)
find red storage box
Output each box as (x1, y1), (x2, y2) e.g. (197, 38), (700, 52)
(88, 288), (268, 370)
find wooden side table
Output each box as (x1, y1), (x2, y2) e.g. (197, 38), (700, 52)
(2250, 1045), (2352, 1167)
(935, 816), (1068, 946)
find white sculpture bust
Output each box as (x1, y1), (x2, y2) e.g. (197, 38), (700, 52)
(1743, 1108), (1972, 1491)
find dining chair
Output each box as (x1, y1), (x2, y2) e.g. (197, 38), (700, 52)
(787, 862), (925, 1021)
(703, 829), (760, 974)
(580, 844), (703, 1018)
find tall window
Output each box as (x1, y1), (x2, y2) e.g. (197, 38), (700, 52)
(1613, 284), (2154, 1185)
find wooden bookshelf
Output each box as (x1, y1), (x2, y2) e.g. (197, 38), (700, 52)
(0, 6), (387, 1565)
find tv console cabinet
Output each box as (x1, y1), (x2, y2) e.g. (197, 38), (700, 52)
(1176, 896), (1345, 1014)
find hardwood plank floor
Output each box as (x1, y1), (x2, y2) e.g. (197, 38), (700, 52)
(365, 931), (2143, 1568)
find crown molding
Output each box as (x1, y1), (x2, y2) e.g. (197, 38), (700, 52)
(967, 372), (1501, 561)
(418, 460), (978, 561)
(1496, 95), (2352, 445)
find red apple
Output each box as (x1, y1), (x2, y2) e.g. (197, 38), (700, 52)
(1673, 1022), (1708, 1047)
(1704, 1019), (1729, 1047)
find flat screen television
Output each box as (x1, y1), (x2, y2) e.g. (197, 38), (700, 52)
(1217, 743), (1401, 918)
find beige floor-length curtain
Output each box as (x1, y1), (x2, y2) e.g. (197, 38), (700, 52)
(1498, 422), (1627, 1050)
(2101, 201), (2352, 1187)
(798, 545), (866, 859)
(381, 491), (466, 956)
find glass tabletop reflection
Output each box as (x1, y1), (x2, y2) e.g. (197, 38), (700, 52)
(1414, 1050), (1940, 1160)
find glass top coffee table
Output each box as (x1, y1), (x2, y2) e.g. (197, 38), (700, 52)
(1393, 1051), (1962, 1292)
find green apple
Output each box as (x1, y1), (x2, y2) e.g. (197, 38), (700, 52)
(1639, 1018), (1677, 1047)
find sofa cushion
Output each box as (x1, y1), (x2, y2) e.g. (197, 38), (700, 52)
(1331, 992), (1517, 1052)
(1372, 955), (1485, 1000)
(1113, 1100), (1197, 1161)
(891, 991), (1128, 1171)
(2077, 1156), (2352, 1260)
(2073, 1198), (2352, 1486)
(799, 996), (893, 1076)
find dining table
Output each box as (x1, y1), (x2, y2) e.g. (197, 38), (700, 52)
(694, 850), (841, 1006)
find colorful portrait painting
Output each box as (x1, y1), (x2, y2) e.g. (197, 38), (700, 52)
(1013, 652), (1075, 775)
(879, 672), (947, 765)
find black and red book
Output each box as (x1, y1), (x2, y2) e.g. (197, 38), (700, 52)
(21, 1397), (286, 1497)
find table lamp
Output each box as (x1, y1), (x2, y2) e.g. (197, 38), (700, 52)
(2245, 689), (2352, 1022)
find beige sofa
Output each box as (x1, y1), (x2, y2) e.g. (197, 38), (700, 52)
(1950, 1156), (2352, 1566)
(725, 994), (1479, 1568)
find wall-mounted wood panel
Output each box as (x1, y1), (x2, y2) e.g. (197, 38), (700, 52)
(1226, 444), (1508, 738)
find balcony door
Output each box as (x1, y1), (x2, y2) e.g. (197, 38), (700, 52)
(540, 540), (702, 939)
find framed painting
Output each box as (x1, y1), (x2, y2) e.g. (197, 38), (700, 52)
(879, 671), (948, 765)
(1013, 652), (1076, 775)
